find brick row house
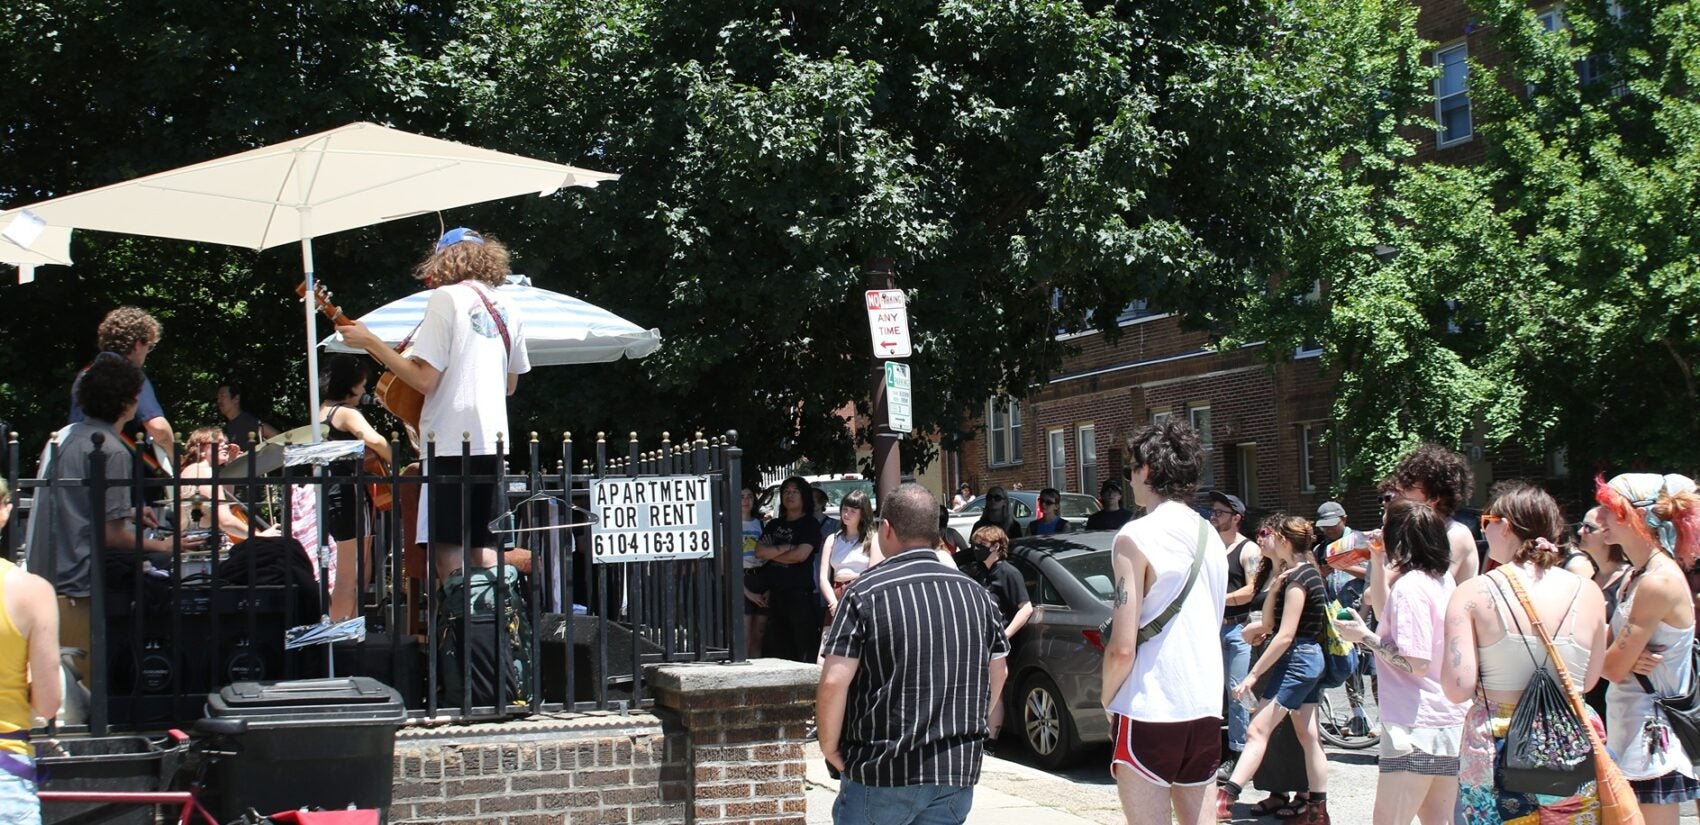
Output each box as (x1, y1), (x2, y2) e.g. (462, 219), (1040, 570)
(953, 0), (1592, 527)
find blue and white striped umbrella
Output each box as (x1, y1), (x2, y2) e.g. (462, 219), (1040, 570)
(320, 274), (661, 365)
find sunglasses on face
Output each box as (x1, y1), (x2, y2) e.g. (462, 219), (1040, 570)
(1211, 509), (1235, 518)
(1256, 527), (1272, 540)
(1480, 513), (1506, 530)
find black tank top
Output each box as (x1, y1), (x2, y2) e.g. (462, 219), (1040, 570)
(1224, 538), (1254, 620)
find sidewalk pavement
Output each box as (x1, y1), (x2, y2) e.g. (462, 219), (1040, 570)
(804, 741), (1386, 824)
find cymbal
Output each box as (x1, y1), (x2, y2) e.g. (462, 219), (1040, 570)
(221, 441), (287, 478)
(264, 423), (329, 445)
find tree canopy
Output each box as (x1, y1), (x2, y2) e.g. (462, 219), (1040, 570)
(1, 0), (1468, 476)
(1237, 0), (1700, 483)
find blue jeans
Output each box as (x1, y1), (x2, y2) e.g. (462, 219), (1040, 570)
(1221, 621), (1251, 752)
(0, 764), (39, 825)
(833, 779), (974, 825)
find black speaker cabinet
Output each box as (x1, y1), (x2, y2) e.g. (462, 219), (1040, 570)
(538, 614), (663, 705)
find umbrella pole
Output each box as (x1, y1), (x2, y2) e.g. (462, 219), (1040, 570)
(300, 234), (323, 444)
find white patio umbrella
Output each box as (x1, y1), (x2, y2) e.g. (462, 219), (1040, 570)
(320, 274), (660, 364)
(0, 211), (73, 283)
(7, 122), (619, 436)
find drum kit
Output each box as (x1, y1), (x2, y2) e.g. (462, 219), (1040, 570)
(156, 423), (331, 552)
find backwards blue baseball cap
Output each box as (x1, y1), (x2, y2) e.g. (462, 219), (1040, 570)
(436, 227), (485, 251)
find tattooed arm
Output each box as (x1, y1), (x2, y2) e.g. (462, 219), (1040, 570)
(1100, 530), (1148, 709)
(1440, 581), (1482, 704)
(1357, 631), (1424, 676)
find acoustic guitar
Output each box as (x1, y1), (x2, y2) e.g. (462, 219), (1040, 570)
(296, 280), (424, 442)
(296, 280), (408, 511)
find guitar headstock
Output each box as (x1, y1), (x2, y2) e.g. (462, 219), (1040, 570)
(295, 280), (350, 325)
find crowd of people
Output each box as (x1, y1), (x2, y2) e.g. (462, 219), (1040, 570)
(813, 418), (1700, 825)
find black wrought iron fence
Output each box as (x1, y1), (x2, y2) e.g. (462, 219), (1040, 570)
(3, 427), (746, 734)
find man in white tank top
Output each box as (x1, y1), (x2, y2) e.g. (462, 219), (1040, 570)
(1101, 421), (1229, 825)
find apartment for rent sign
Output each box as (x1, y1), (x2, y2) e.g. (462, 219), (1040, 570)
(589, 475), (716, 563)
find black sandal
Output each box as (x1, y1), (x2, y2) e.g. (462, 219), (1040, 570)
(1274, 794), (1310, 819)
(1250, 795), (1291, 816)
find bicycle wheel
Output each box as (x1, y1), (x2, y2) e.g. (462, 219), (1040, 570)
(1317, 661), (1381, 749)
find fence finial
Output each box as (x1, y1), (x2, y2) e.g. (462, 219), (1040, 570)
(629, 431), (638, 443)
(529, 431), (539, 442)
(596, 432), (606, 443)
(725, 429), (739, 445)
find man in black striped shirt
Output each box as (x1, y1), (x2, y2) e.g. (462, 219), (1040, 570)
(817, 483), (1011, 824)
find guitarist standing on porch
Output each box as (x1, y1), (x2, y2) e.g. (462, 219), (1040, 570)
(336, 228), (529, 581)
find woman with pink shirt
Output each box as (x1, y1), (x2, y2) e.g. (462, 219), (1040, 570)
(1334, 498), (1466, 824)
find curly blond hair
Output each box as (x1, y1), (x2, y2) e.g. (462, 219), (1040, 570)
(96, 307), (162, 355)
(414, 231), (510, 288)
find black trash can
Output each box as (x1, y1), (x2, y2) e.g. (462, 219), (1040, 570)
(38, 735), (174, 825)
(205, 677), (405, 822)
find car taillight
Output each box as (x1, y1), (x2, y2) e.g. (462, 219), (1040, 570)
(1082, 629), (1105, 652)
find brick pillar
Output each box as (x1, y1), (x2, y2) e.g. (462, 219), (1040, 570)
(648, 658), (817, 824)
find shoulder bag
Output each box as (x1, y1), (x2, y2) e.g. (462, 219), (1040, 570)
(1099, 518), (1211, 645)
(1633, 635), (1700, 760)
(1501, 569), (1643, 824)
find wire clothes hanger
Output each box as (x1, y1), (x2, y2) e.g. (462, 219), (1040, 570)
(486, 490), (599, 535)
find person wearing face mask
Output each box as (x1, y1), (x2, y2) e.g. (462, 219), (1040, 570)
(970, 525), (1030, 745)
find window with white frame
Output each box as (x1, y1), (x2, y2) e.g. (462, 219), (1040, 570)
(1078, 424), (1098, 495)
(987, 398), (1023, 466)
(1152, 409), (1173, 427)
(1190, 405), (1214, 489)
(1332, 430), (1348, 487)
(1299, 424), (1318, 493)
(1435, 43), (1473, 147)
(1048, 429), (1068, 491)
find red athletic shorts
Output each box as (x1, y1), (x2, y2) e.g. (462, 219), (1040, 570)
(1110, 714), (1222, 787)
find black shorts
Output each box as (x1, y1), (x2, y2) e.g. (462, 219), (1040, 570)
(323, 481), (364, 542)
(427, 454), (503, 549)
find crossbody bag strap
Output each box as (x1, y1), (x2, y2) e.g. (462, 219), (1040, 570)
(464, 282), (514, 358)
(1502, 567), (1596, 724)
(1137, 517), (1211, 645)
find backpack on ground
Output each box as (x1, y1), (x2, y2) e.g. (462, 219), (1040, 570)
(437, 565), (533, 709)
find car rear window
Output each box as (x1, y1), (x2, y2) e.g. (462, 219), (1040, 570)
(1059, 494), (1099, 519)
(1058, 552), (1114, 602)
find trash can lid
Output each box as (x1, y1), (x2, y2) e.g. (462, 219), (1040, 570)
(208, 677), (406, 727)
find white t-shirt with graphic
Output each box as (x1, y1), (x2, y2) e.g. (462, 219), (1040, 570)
(410, 282), (530, 455)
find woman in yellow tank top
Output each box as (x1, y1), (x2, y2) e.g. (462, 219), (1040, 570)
(0, 478), (63, 825)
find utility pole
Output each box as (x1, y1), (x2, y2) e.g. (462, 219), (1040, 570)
(867, 257), (901, 507)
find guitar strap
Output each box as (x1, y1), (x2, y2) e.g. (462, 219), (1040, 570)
(393, 282), (513, 358)
(463, 281), (514, 359)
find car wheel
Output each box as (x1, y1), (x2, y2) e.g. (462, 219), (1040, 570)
(1018, 671), (1079, 770)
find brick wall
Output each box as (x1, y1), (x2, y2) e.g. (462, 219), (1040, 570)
(648, 659), (818, 825)
(389, 716), (688, 825)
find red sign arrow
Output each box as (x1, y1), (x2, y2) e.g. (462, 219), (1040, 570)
(881, 341), (898, 349)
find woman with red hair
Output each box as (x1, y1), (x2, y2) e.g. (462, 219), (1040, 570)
(1599, 472), (1700, 822)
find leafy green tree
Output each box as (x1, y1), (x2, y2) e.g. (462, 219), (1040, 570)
(1253, 0), (1700, 484)
(1, 0), (1433, 478)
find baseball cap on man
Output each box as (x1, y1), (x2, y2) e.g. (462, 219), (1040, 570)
(1207, 491), (1245, 515)
(436, 227), (485, 251)
(1315, 501), (1347, 528)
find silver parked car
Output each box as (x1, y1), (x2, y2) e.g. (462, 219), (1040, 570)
(985, 530), (1118, 769)
(947, 491), (1100, 538)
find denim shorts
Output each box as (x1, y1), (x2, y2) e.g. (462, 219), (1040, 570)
(1258, 640), (1324, 710)
(0, 762), (40, 825)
